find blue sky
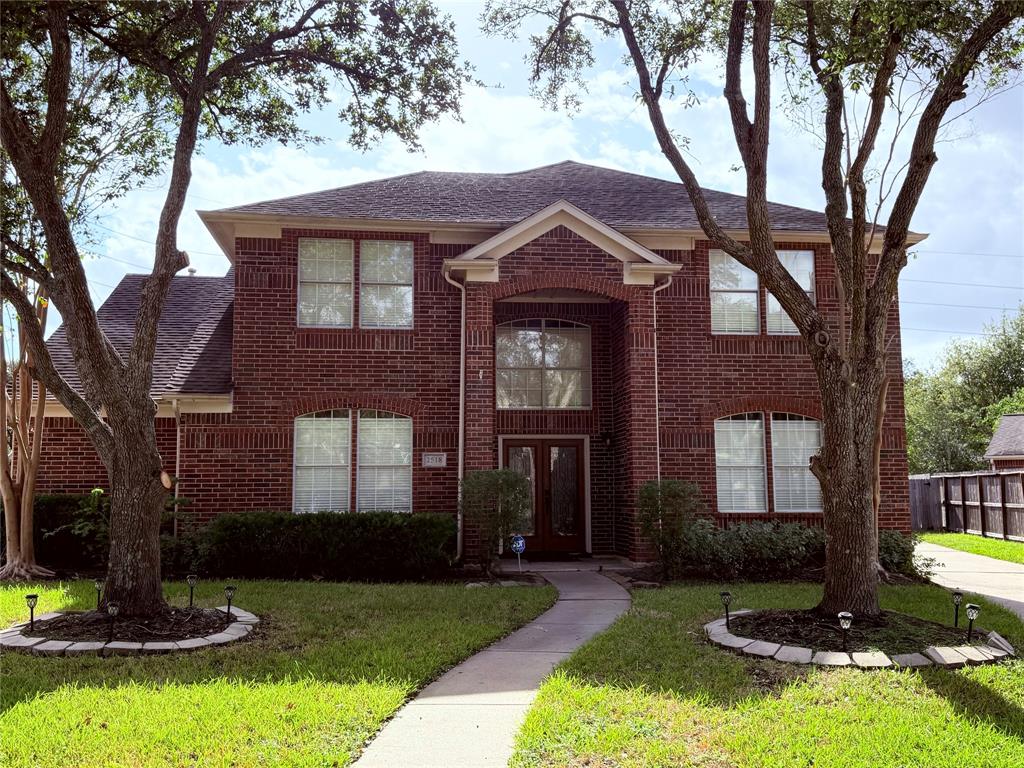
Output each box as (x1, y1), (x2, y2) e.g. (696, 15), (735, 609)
(67, 2), (1023, 368)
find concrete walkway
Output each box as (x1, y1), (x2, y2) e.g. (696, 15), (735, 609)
(917, 541), (1024, 619)
(353, 566), (630, 768)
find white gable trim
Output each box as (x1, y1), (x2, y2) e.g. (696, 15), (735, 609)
(454, 200), (673, 266)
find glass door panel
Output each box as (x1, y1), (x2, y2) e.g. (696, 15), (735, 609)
(506, 445), (536, 535)
(549, 446), (579, 536)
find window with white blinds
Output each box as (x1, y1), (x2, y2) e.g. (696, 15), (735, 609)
(771, 414), (823, 511)
(710, 250), (759, 334)
(360, 240), (414, 328)
(767, 250), (815, 335)
(298, 238), (354, 327)
(357, 410), (413, 512)
(293, 410), (350, 513)
(495, 319), (592, 409)
(714, 413), (766, 512)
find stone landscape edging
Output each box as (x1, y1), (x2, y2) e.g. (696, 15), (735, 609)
(703, 609), (1017, 669)
(0, 605), (258, 657)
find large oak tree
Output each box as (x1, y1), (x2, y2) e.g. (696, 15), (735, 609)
(483, 0), (1024, 615)
(1, 0), (468, 616)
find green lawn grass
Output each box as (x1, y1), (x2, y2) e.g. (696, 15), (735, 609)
(920, 532), (1024, 565)
(0, 579), (555, 767)
(513, 582), (1024, 768)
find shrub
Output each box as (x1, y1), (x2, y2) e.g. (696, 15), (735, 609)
(32, 491), (110, 570)
(196, 511), (456, 581)
(637, 479), (707, 579)
(879, 530), (930, 577)
(460, 469), (531, 574)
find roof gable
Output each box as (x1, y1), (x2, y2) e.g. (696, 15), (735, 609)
(985, 413), (1024, 458)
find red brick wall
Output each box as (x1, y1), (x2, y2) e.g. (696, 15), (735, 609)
(35, 225), (912, 554)
(993, 458), (1024, 470)
(35, 417), (177, 493)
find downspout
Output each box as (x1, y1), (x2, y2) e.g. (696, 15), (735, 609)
(651, 276), (673, 481)
(442, 268), (467, 560)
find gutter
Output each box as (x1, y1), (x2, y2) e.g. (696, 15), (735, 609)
(651, 275), (674, 480)
(442, 268), (467, 560)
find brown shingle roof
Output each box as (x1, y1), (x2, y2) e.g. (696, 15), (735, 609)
(985, 413), (1024, 458)
(215, 160), (832, 231)
(47, 272), (234, 397)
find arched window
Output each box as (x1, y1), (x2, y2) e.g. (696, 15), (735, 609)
(293, 409), (351, 513)
(714, 413), (766, 512)
(495, 319), (592, 409)
(357, 410), (413, 512)
(293, 409), (413, 513)
(771, 413), (822, 511)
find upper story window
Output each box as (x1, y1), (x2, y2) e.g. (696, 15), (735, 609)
(767, 251), (815, 335)
(496, 319), (592, 409)
(298, 238), (354, 327)
(714, 413), (766, 513)
(293, 409), (351, 513)
(710, 250), (759, 334)
(771, 413), (822, 512)
(360, 240), (414, 328)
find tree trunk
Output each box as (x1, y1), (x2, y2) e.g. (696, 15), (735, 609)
(814, 364), (886, 617)
(101, 407), (169, 616)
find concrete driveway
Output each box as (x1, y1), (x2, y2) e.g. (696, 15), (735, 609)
(917, 540), (1024, 619)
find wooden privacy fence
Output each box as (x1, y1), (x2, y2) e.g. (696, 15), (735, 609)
(909, 470), (1024, 541)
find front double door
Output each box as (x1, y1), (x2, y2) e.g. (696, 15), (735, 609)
(502, 438), (585, 553)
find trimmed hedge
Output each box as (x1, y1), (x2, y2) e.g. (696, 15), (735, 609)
(195, 511), (457, 581)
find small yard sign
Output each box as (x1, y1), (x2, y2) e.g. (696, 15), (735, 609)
(422, 452), (447, 468)
(510, 534), (526, 573)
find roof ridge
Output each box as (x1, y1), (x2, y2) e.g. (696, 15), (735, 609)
(212, 170), (431, 213)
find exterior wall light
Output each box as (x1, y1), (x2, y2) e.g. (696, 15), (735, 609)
(965, 603), (980, 642)
(25, 594), (38, 631)
(838, 611), (853, 652)
(952, 590), (963, 627)
(720, 591), (733, 629)
(187, 575), (198, 608)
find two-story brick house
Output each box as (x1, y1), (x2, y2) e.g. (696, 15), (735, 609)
(39, 161), (917, 560)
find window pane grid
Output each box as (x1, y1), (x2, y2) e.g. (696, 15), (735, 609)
(293, 410), (350, 513)
(710, 251), (759, 334)
(772, 414), (823, 512)
(496, 320), (592, 409)
(767, 251), (815, 335)
(298, 238), (353, 327)
(714, 414), (766, 512)
(360, 240), (414, 328)
(357, 410), (413, 512)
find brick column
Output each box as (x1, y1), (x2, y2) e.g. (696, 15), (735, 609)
(620, 291), (660, 561)
(461, 283), (496, 560)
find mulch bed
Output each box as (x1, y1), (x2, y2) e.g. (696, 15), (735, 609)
(31, 608), (229, 643)
(729, 609), (984, 655)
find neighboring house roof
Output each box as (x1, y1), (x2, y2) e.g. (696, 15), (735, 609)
(211, 160), (833, 231)
(46, 272), (234, 398)
(985, 413), (1024, 459)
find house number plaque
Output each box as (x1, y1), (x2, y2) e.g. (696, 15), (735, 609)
(422, 452), (447, 468)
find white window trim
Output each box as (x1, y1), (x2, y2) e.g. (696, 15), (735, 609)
(709, 250), (760, 335)
(297, 237), (355, 329)
(714, 413), (768, 513)
(359, 240), (415, 329)
(495, 319), (593, 411)
(770, 413), (824, 512)
(767, 250), (816, 336)
(355, 409), (414, 514)
(292, 409), (352, 513)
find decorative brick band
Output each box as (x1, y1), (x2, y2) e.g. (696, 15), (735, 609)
(0, 606), (259, 657)
(702, 612), (1016, 669)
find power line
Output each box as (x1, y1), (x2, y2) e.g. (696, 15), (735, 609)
(901, 299), (1019, 311)
(92, 221), (224, 260)
(913, 249), (1023, 259)
(901, 277), (1024, 290)
(903, 326), (995, 336)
